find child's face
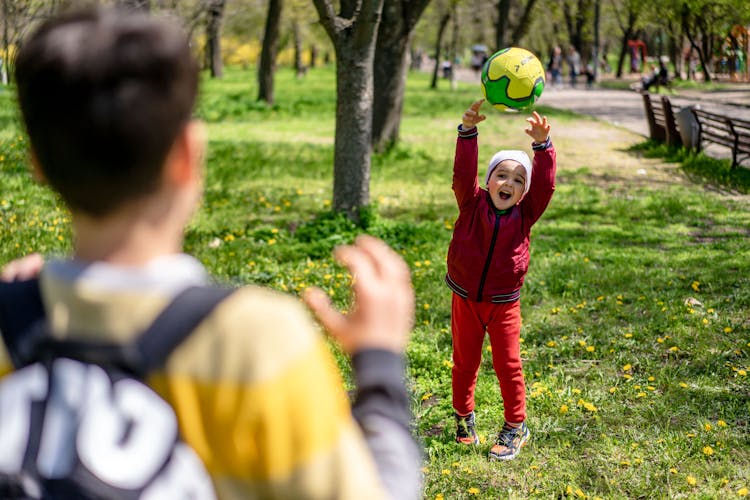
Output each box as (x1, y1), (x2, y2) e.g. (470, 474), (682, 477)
(486, 160), (526, 210)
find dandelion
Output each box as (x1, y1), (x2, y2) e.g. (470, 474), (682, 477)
(486, 345), (492, 353)
(421, 393), (432, 401)
(718, 420), (727, 427)
(686, 475), (697, 486)
(724, 327), (733, 333)
(443, 359), (454, 368)
(546, 341), (557, 348)
(559, 404), (569, 414)
(669, 346), (679, 352)
(586, 346), (595, 352)
(267, 239), (276, 245)
(657, 337), (665, 343)
(738, 487), (749, 497)
(623, 363), (632, 372)
(624, 333), (633, 339)
(609, 387), (616, 394)
(435, 495), (444, 500)
(679, 382), (688, 388)
(467, 488), (480, 495)
(670, 468), (678, 474)
(702, 446), (714, 456)
(423, 303), (430, 310)
(704, 423), (712, 432)
(739, 369), (748, 377)
(441, 469), (450, 476)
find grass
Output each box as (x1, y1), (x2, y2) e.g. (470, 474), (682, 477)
(1, 66), (749, 499)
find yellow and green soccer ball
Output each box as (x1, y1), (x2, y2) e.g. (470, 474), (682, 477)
(481, 47), (545, 111)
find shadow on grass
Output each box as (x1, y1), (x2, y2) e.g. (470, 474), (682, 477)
(624, 140), (750, 194)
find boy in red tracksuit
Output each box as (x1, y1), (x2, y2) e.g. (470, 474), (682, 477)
(445, 99), (556, 460)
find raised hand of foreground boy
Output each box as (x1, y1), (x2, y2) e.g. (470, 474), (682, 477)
(304, 235), (414, 354)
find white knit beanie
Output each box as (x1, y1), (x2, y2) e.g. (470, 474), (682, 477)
(485, 150), (532, 195)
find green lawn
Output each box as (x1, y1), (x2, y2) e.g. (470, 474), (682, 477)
(1, 66), (749, 499)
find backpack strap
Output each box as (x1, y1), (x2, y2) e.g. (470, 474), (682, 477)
(132, 285), (235, 374)
(9, 285), (235, 377)
(0, 278), (45, 368)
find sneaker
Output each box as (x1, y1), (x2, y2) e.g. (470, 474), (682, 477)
(488, 422), (530, 460)
(454, 411), (479, 445)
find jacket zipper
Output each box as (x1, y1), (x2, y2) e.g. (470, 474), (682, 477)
(476, 211), (502, 301)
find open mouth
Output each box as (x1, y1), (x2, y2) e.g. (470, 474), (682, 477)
(498, 192), (511, 200)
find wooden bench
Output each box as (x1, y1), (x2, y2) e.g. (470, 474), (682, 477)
(689, 109), (750, 168)
(641, 92), (681, 147)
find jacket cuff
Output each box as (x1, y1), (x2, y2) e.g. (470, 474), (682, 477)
(532, 137), (552, 150)
(457, 124), (478, 139)
(351, 349), (411, 430)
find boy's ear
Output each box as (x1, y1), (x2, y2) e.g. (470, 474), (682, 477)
(165, 120), (207, 186)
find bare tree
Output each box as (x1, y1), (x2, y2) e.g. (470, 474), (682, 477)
(371, 0), (432, 152)
(258, 0), (283, 103)
(312, 0), (384, 219)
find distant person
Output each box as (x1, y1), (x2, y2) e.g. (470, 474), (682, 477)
(446, 99), (556, 460)
(567, 46), (581, 88)
(1, 7), (421, 499)
(547, 45), (563, 88)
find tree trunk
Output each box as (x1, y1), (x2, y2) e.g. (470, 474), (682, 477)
(615, 29), (632, 78)
(310, 44), (318, 68)
(2, 0), (9, 85)
(333, 47), (374, 215)
(206, 0), (225, 78)
(681, 7), (711, 83)
(496, 0), (510, 50)
(592, 0), (600, 81)
(371, 0), (431, 152)
(509, 0), (539, 46)
(293, 19), (305, 78)
(430, 12), (450, 89)
(258, 0), (283, 104)
(313, 0), (384, 220)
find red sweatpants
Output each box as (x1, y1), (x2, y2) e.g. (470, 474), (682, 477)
(451, 294), (526, 423)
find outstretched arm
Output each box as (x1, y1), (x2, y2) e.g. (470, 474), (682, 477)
(524, 111), (550, 144)
(462, 99), (486, 130)
(304, 235), (421, 500)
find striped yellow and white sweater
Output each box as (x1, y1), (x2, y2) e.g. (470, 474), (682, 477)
(0, 255), (419, 499)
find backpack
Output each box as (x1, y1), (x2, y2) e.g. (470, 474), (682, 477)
(0, 279), (233, 499)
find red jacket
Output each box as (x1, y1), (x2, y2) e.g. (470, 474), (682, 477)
(445, 127), (556, 303)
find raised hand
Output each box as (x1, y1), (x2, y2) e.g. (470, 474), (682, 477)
(524, 111), (550, 143)
(462, 99), (486, 130)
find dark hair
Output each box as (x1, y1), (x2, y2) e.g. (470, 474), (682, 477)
(15, 8), (199, 216)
